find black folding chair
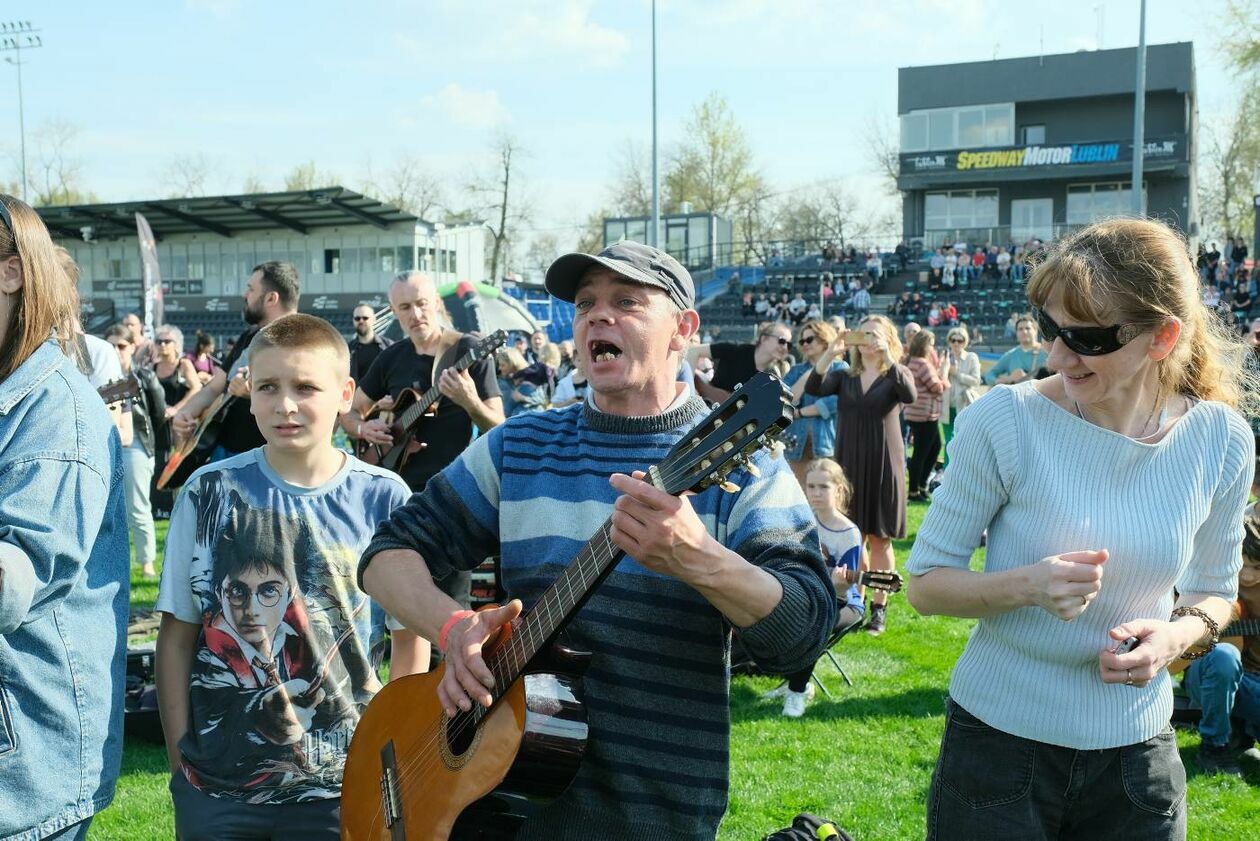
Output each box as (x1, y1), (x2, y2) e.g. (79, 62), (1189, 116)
(731, 609), (864, 698)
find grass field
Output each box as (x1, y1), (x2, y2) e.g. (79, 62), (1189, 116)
(87, 504), (1260, 840)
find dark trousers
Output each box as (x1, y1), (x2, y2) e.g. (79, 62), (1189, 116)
(170, 774), (340, 840)
(907, 420), (941, 493)
(787, 605), (863, 692)
(927, 698), (1186, 841)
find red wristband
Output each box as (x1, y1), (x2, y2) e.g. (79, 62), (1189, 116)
(438, 610), (475, 653)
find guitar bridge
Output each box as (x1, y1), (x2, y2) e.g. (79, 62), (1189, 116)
(380, 740), (404, 834)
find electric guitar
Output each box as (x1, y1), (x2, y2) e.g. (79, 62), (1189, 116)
(156, 392), (237, 490)
(98, 378), (141, 407)
(356, 331), (507, 473)
(340, 371), (795, 840)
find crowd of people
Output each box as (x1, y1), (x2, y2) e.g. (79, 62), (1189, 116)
(3, 183), (1259, 841)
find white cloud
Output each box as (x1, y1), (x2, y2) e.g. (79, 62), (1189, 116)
(487, 0), (630, 69)
(420, 84), (511, 129)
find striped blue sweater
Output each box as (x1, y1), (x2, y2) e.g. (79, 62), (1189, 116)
(907, 381), (1253, 749)
(362, 394), (835, 840)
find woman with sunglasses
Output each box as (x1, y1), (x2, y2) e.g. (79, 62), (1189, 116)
(939, 326), (981, 468)
(906, 218), (1256, 840)
(0, 194), (130, 839)
(807, 314), (916, 636)
(781, 320), (847, 487)
(153, 324), (202, 421)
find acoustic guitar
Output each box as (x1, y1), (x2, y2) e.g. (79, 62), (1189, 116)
(356, 331), (507, 473)
(1167, 603), (1256, 677)
(340, 371), (795, 840)
(156, 392), (237, 490)
(839, 568), (902, 593)
(98, 377), (141, 407)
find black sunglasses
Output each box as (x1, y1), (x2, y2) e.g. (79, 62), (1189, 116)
(798, 336), (816, 345)
(761, 334), (790, 347)
(353, 315), (371, 321)
(1032, 306), (1143, 356)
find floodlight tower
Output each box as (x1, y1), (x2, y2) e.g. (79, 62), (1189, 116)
(0, 21), (43, 203)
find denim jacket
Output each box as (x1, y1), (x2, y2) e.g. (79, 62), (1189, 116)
(782, 360), (847, 460)
(0, 340), (130, 840)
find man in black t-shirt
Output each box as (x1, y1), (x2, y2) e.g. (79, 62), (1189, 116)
(349, 272), (503, 492)
(686, 321), (793, 402)
(172, 261), (300, 459)
(346, 272), (503, 630)
(348, 303), (393, 384)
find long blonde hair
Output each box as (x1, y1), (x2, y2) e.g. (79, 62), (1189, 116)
(1026, 217), (1254, 410)
(848, 315), (902, 376)
(1, 194), (79, 380)
(804, 457), (852, 516)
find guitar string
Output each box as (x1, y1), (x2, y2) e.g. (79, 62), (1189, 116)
(366, 435), (778, 809)
(381, 524), (619, 806)
(363, 521), (616, 821)
(359, 433), (776, 823)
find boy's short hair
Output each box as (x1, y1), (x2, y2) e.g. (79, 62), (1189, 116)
(251, 313), (349, 376)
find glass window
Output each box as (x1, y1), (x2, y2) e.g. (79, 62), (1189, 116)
(604, 221), (626, 245)
(666, 223), (686, 262)
(984, 104), (1014, 146)
(380, 247), (395, 274)
(974, 190), (998, 226)
(397, 245), (414, 272)
(1023, 124), (1046, 145)
(925, 193), (949, 229)
(626, 219), (647, 243)
(901, 112), (928, 152)
(324, 248), (341, 274)
(688, 217), (709, 265)
(1066, 182), (1138, 224)
(928, 110), (954, 150)
(342, 247), (360, 274)
(957, 108), (985, 148)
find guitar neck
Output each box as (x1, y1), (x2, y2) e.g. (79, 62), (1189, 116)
(484, 466), (672, 688)
(1223, 618), (1260, 638)
(396, 346), (481, 430)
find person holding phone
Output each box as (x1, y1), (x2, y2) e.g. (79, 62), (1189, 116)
(906, 218), (1254, 840)
(806, 314), (916, 636)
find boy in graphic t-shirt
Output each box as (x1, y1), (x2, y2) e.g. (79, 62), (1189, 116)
(155, 314), (410, 839)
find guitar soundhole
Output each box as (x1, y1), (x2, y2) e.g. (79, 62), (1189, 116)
(439, 708), (485, 769)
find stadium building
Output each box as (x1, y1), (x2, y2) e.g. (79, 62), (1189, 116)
(36, 187), (486, 340)
(897, 42), (1197, 248)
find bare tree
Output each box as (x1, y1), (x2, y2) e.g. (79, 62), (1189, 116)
(30, 119), (95, 206)
(160, 152), (214, 198)
(283, 161), (339, 191)
(610, 141), (653, 217)
(864, 114), (902, 196)
(467, 134), (531, 283)
(523, 232), (561, 279)
(1200, 84), (1260, 241)
(240, 173), (268, 194)
(576, 207), (609, 254)
(363, 154), (446, 219)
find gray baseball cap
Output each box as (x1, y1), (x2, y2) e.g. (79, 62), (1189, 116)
(545, 241), (695, 310)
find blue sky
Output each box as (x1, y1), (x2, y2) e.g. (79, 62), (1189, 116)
(0, 0), (1240, 252)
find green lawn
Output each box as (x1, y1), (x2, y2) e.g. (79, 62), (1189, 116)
(88, 504), (1260, 840)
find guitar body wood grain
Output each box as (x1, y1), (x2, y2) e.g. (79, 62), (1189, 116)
(341, 645), (588, 841)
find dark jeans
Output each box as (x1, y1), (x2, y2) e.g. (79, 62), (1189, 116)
(928, 698), (1186, 841)
(787, 605), (863, 692)
(170, 774), (340, 840)
(907, 420), (941, 493)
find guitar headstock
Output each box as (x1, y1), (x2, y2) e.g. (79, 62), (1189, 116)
(478, 330), (508, 357)
(859, 570), (903, 593)
(658, 371), (793, 496)
(98, 377), (140, 407)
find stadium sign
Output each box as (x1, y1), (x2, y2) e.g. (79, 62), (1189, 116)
(901, 136), (1182, 174)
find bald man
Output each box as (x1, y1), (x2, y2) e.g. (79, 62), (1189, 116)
(348, 303), (392, 384)
(344, 272), (504, 668)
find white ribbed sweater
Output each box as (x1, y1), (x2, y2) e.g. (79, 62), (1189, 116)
(907, 380), (1253, 749)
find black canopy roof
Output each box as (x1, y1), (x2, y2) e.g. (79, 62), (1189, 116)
(36, 187), (419, 241)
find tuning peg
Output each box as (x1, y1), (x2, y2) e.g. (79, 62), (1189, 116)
(720, 480), (741, 493)
(742, 459), (761, 478)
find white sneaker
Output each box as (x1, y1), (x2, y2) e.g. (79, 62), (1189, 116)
(762, 682), (814, 701)
(782, 690), (808, 718)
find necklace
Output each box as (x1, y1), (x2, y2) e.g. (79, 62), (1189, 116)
(1074, 395), (1169, 440)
